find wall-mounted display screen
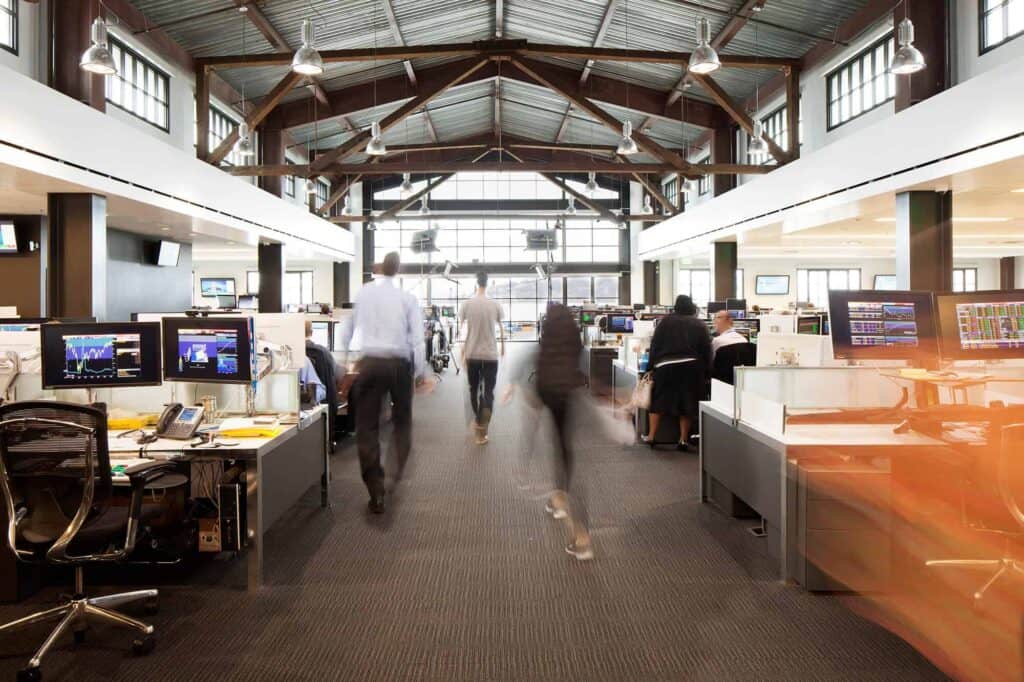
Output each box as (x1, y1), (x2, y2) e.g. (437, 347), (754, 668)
(156, 240), (180, 267)
(936, 290), (1024, 360)
(162, 316), (253, 384)
(828, 290), (937, 360)
(200, 277), (236, 297)
(873, 274), (899, 290)
(755, 275), (790, 295)
(0, 222), (18, 253)
(40, 322), (162, 389)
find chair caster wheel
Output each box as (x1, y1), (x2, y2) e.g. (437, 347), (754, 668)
(132, 635), (156, 656)
(17, 667), (41, 682)
(74, 629), (86, 644)
(144, 598), (159, 615)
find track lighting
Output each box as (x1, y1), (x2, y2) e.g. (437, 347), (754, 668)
(890, 18), (926, 75)
(617, 120), (639, 156)
(585, 172), (598, 195)
(747, 119), (768, 156)
(235, 122), (255, 158)
(365, 121), (387, 156)
(80, 17), (117, 75)
(305, 178), (317, 195)
(400, 172), (413, 195)
(688, 17), (721, 75)
(292, 19), (325, 76)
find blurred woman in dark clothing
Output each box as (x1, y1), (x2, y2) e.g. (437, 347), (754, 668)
(642, 294), (712, 452)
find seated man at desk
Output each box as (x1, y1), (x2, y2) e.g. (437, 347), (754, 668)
(711, 309), (747, 358)
(305, 320), (340, 440)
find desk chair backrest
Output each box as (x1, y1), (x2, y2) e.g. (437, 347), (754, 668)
(712, 342), (757, 386)
(0, 401), (112, 564)
(996, 423), (1024, 531)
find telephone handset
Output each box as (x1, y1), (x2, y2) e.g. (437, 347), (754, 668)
(154, 403), (205, 440)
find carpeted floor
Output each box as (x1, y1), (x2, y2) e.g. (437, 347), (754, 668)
(0, 352), (945, 681)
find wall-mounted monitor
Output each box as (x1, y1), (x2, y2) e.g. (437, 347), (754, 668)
(874, 274), (899, 290)
(525, 229), (559, 251)
(0, 222), (18, 254)
(40, 322), (163, 389)
(935, 290), (1024, 360)
(755, 275), (790, 295)
(828, 290), (938, 360)
(155, 240), (181, 267)
(199, 277), (236, 297)
(162, 316), (253, 384)
(410, 229), (439, 253)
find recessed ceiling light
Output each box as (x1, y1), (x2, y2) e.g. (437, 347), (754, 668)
(160, 226), (170, 231)
(1011, 188), (1024, 193)
(875, 217), (1011, 223)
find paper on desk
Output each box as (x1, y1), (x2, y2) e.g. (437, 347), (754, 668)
(217, 417), (282, 438)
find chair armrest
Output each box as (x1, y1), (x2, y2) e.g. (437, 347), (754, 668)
(124, 460), (178, 489)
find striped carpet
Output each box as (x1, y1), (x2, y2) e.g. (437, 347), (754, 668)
(0, 350), (945, 681)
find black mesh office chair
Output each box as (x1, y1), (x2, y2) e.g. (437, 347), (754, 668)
(926, 422), (1024, 606)
(711, 342), (757, 386)
(0, 401), (177, 682)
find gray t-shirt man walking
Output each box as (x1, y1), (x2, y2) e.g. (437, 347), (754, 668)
(459, 272), (505, 444)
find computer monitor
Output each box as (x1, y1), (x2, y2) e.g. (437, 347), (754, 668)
(797, 315), (821, 335)
(607, 315), (635, 334)
(162, 316), (253, 384)
(40, 322), (162, 389)
(441, 306), (455, 318)
(726, 298), (746, 312)
(0, 317), (46, 332)
(828, 290), (937, 360)
(706, 301), (726, 315)
(199, 277), (236, 297)
(580, 311), (597, 325)
(237, 295), (258, 310)
(728, 310), (746, 320)
(755, 275), (790, 296)
(0, 221), (18, 254)
(310, 321), (330, 349)
(217, 295), (236, 309)
(935, 290), (1024, 360)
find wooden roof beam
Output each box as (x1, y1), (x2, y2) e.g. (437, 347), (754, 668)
(208, 70), (304, 165)
(541, 174), (623, 224)
(691, 72), (790, 164)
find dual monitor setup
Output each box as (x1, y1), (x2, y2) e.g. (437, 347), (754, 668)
(38, 318), (255, 390)
(828, 289), (1024, 362)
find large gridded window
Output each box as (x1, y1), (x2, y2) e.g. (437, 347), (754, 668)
(245, 271), (315, 305)
(0, 0), (16, 54)
(698, 157), (711, 195)
(826, 34), (895, 130)
(749, 100), (803, 164)
(313, 179), (330, 212)
(203, 105), (247, 167)
(107, 38), (170, 131)
(981, 0), (1024, 51)
(678, 268), (744, 307)
(664, 178), (679, 210)
(284, 161), (296, 198)
(953, 267), (978, 292)
(797, 268), (862, 308)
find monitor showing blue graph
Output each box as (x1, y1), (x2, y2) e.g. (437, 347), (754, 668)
(162, 316), (253, 384)
(40, 322), (162, 389)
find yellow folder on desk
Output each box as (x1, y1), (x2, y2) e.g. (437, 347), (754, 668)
(216, 417), (282, 439)
(107, 415), (158, 430)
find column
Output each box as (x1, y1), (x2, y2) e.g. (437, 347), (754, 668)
(258, 243), (285, 313)
(895, 191), (952, 291)
(362, 182), (375, 283)
(47, 194), (107, 320)
(258, 112), (285, 197)
(52, 1), (105, 111)
(711, 126), (736, 197)
(1000, 257), (1016, 291)
(333, 262), (351, 305)
(894, 0), (950, 112)
(643, 261), (659, 306)
(711, 241), (738, 301)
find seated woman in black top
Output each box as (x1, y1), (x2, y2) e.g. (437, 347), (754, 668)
(642, 295), (712, 452)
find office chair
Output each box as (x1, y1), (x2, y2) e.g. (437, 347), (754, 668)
(926, 422), (1024, 606)
(0, 401), (178, 681)
(711, 342), (757, 386)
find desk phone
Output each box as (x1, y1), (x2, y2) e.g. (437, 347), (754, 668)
(156, 403), (205, 440)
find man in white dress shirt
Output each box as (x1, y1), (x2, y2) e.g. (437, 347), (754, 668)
(339, 252), (431, 514)
(711, 309), (747, 359)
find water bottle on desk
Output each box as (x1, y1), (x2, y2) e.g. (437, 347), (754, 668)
(638, 350), (649, 373)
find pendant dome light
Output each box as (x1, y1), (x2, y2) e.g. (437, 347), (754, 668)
(292, 18), (325, 76)
(235, 122), (255, 158)
(890, 17), (926, 75)
(643, 194), (653, 214)
(80, 17), (118, 75)
(585, 172), (598, 195)
(566, 196), (577, 215)
(617, 120), (640, 156)
(419, 196), (430, 215)
(341, 194), (352, 215)
(305, 178), (317, 195)
(366, 122), (387, 156)
(400, 172), (413, 195)
(688, 17), (721, 75)
(748, 119), (768, 155)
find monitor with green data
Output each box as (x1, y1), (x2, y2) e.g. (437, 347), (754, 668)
(828, 290), (937, 360)
(40, 322), (162, 389)
(936, 290), (1024, 360)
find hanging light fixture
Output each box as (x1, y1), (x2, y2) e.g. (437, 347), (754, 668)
(292, 18), (325, 76)
(643, 194), (653, 214)
(400, 172), (413, 195)
(534, 263), (548, 280)
(419, 196), (430, 215)
(341, 194), (352, 215)
(585, 172), (598, 195)
(748, 119), (768, 155)
(305, 178), (317, 195)
(80, 17), (117, 74)
(890, 17), (926, 75)
(235, 122), (255, 158)
(682, 177), (698, 195)
(366, 121), (387, 156)
(566, 196), (577, 215)
(367, 221), (376, 232)
(688, 17), (721, 75)
(617, 120), (639, 156)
